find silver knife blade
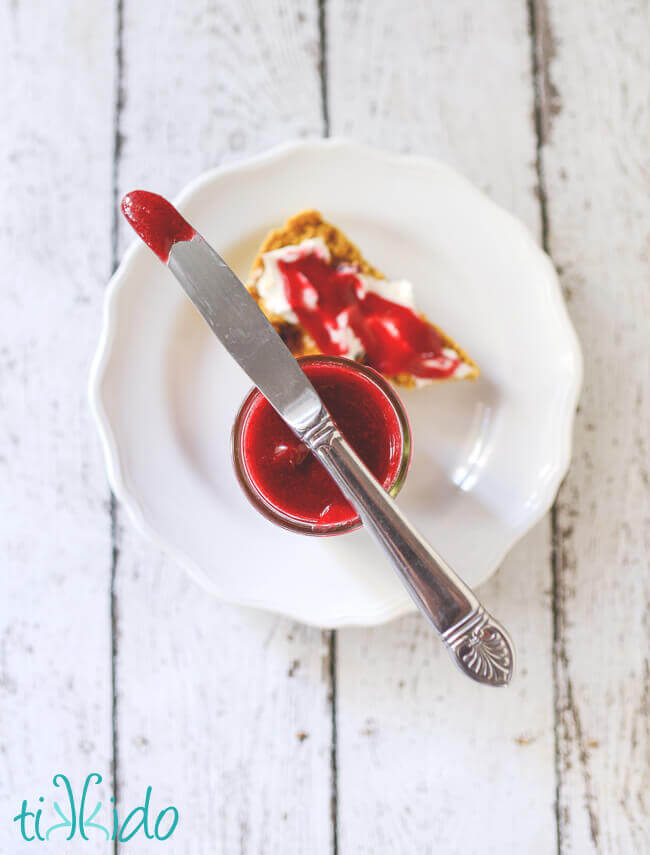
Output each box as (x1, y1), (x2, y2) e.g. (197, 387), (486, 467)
(168, 233), (324, 434)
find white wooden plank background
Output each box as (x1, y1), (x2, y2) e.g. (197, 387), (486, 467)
(0, 1), (648, 854)
(541, 2), (650, 851)
(0, 2), (115, 853)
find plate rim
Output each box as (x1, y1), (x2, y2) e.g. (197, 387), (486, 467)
(88, 138), (583, 628)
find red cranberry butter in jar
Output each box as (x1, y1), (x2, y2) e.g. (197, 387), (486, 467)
(232, 356), (412, 535)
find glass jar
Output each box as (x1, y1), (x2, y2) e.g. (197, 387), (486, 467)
(232, 355), (412, 536)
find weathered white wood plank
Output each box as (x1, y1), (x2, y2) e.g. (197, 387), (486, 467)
(539, 1), (650, 851)
(112, 2), (332, 852)
(327, 0), (542, 226)
(0, 0), (115, 849)
(327, 1), (558, 852)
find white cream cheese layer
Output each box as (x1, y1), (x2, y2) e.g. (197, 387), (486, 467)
(256, 238), (471, 381)
(256, 238), (329, 323)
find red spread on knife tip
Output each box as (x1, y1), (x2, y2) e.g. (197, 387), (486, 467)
(120, 190), (195, 263)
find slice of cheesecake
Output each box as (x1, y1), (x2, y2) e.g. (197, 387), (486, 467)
(246, 210), (478, 388)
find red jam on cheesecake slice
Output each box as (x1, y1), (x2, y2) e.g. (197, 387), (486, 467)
(247, 210), (478, 388)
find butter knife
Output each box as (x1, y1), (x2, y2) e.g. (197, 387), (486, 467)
(122, 192), (515, 686)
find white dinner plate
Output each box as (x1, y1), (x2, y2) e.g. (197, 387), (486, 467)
(90, 140), (582, 627)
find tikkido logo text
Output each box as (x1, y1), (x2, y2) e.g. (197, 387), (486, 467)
(13, 773), (179, 843)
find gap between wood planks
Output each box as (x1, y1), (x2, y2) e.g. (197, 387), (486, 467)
(527, 1), (600, 853)
(110, 2), (125, 855)
(526, 2), (560, 850)
(318, 3), (339, 854)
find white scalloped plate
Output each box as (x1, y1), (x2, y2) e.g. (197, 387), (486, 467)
(89, 140), (582, 628)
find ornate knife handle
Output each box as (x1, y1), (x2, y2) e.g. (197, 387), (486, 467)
(302, 412), (515, 687)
